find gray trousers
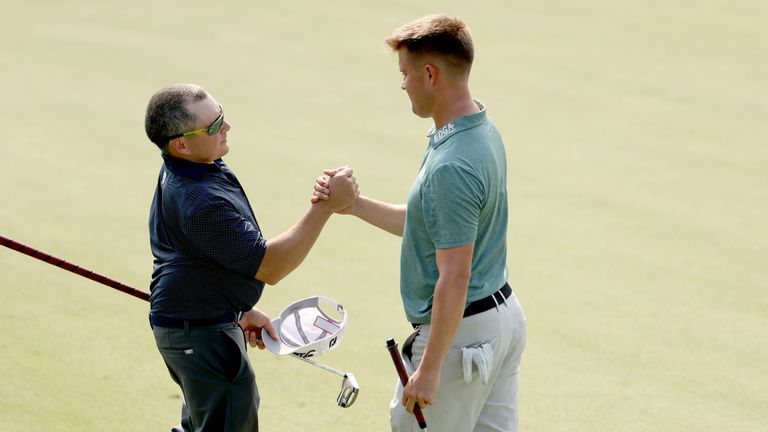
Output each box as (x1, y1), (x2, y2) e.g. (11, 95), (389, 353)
(152, 322), (259, 432)
(390, 291), (527, 432)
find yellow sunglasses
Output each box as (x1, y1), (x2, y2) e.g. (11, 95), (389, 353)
(166, 104), (224, 141)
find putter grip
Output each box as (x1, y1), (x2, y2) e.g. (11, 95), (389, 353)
(386, 338), (428, 430)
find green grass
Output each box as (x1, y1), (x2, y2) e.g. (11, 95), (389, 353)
(1, 0), (766, 430)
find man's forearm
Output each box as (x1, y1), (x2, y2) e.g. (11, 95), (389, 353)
(255, 204), (333, 285)
(419, 244), (474, 377)
(350, 195), (406, 237)
(419, 273), (469, 375)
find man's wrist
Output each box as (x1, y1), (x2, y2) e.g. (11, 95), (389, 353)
(417, 359), (442, 377)
(308, 201), (336, 217)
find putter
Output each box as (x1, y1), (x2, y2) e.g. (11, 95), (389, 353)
(293, 355), (359, 408)
(2, 235), (360, 408)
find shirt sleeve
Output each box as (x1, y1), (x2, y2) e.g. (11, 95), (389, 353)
(421, 162), (485, 249)
(183, 201), (267, 278)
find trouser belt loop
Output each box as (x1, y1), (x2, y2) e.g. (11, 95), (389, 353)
(495, 287), (508, 309)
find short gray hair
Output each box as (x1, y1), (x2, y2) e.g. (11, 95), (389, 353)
(144, 84), (209, 151)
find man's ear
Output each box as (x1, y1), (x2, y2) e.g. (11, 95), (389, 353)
(424, 63), (438, 85)
(168, 137), (191, 156)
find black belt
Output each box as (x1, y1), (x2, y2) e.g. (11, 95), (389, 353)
(463, 283), (511, 318)
(149, 311), (239, 328)
(411, 283), (512, 329)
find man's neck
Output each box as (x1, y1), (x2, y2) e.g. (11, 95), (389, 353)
(431, 88), (479, 129)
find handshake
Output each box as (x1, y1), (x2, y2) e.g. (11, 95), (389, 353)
(310, 166), (359, 215)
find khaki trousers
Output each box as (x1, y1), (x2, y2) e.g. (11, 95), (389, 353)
(390, 292), (527, 432)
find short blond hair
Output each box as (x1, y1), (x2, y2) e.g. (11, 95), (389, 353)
(385, 14), (474, 75)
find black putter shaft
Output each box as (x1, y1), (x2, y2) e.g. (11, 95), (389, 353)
(386, 338), (428, 430)
(1, 234), (150, 302)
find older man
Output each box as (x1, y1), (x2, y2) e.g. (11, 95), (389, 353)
(145, 83), (357, 431)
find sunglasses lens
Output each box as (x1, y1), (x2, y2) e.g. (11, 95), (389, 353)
(208, 115), (224, 135)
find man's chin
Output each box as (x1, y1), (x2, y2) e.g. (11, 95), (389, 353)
(411, 104), (431, 119)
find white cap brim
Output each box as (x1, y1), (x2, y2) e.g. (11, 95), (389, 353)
(262, 316), (295, 355)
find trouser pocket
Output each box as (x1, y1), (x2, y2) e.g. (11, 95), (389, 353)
(460, 343), (494, 384)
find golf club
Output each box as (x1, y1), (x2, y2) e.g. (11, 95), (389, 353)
(2, 234), (360, 408)
(387, 338), (428, 430)
(1, 234), (150, 301)
(293, 354), (360, 408)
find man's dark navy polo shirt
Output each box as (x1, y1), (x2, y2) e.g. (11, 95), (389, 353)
(148, 153), (267, 319)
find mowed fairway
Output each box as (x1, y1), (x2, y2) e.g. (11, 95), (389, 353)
(1, 0), (765, 431)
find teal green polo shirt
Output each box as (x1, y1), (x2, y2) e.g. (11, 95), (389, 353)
(400, 101), (509, 324)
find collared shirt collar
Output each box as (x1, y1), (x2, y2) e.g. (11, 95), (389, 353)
(427, 99), (487, 149)
(161, 152), (223, 181)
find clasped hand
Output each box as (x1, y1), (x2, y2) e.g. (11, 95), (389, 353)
(311, 166), (358, 213)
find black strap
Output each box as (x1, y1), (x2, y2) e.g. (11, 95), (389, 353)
(463, 283), (511, 318)
(149, 311), (238, 328)
(409, 282), (512, 328)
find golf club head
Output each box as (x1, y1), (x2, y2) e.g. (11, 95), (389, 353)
(337, 373), (359, 408)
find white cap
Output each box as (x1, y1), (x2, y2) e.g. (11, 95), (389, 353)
(262, 296), (348, 358)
